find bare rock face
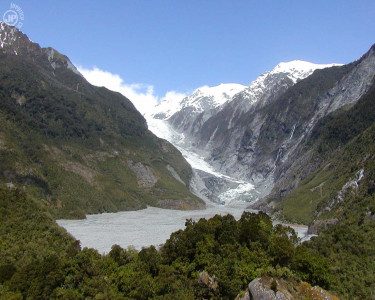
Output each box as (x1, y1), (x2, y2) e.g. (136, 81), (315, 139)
(237, 278), (340, 300)
(151, 45), (375, 207)
(308, 219), (339, 235)
(248, 278), (292, 300)
(166, 164), (185, 185)
(198, 270), (218, 292)
(261, 47), (375, 208)
(127, 160), (158, 188)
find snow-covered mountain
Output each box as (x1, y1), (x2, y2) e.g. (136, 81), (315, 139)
(146, 60), (346, 205)
(152, 61), (340, 122)
(236, 60), (341, 110)
(146, 82), (257, 205)
(146, 55), (375, 207)
(152, 61), (341, 138)
(152, 83), (246, 120)
(175, 83), (246, 112)
(271, 60), (341, 83)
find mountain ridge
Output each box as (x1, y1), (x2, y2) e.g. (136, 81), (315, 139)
(0, 22), (204, 218)
(152, 60), (341, 122)
(153, 83), (247, 120)
(147, 57), (347, 205)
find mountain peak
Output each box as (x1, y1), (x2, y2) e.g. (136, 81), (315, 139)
(152, 60), (342, 120)
(232, 59), (343, 109)
(275, 59), (330, 70)
(151, 83), (246, 119)
(271, 60), (342, 83)
(0, 21), (35, 53)
(176, 83), (247, 113)
(191, 83), (246, 102)
(0, 21), (82, 77)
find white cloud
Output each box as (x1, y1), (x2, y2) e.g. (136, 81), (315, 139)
(77, 66), (180, 116)
(163, 90), (187, 102)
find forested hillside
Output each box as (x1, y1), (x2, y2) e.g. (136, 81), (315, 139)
(275, 80), (375, 224)
(0, 23), (204, 218)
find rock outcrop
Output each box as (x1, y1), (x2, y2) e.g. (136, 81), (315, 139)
(248, 278), (292, 300)
(236, 277), (340, 300)
(307, 219), (340, 235)
(198, 270), (218, 292)
(127, 160), (158, 188)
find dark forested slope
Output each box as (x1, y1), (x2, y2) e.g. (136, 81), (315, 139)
(0, 23), (204, 218)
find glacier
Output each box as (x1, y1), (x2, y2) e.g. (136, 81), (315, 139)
(147, 117), (258, 205)
(146, 61), (341, 206)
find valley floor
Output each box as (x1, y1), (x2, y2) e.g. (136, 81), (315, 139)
(57, 204), (310, 253)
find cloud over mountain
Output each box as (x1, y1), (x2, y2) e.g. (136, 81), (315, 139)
(77, 66), (186, 116)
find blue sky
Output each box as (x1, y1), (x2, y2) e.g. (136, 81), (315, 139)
(1, 0), (375, 111)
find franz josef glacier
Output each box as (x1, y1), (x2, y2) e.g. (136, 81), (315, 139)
(145, 60), (343, 206)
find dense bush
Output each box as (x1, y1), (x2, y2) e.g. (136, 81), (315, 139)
(0, 53), (147, 140)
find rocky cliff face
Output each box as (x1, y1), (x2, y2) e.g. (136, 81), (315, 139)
(147, 45), (375, 207)
(258, 45), (375, 210)
(200, 53), (375, 196)
(148, 59), (354, 204)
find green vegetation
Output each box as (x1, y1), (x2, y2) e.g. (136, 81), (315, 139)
(278, 82), (375, 224)
(307, 191), (375, 298)
(0, 51), (203, 219)
(0, 188), (335, 299)
(271, 81), (375, 298)
(0, 189), (77, 268)
(302, 120), (375, 297)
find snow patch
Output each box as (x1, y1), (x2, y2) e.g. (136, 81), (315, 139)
(289, 124), (296, 140)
